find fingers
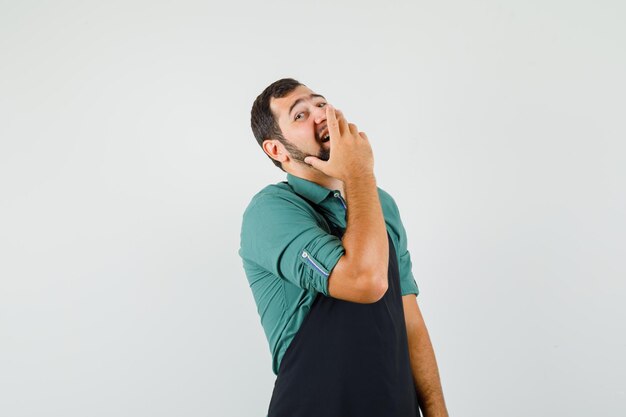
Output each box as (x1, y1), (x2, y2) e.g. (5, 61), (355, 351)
(359, 131), (369, 141)
(335, 109), (348, 136)
(326, 104), (340, 141)
(304, 155), (324, 170)
(326, 104), (360, 140)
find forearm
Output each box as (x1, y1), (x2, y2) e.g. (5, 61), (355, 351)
(405, 310), (448, 416)
(341, 174), (388, 288)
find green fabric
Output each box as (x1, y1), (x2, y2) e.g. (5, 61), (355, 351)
(239, 173), (419, 375)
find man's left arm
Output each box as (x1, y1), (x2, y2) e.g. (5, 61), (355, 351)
(402, 294), (449, 417)
(377, 188), (449, 415)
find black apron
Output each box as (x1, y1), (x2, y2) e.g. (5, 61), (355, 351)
(267, 219), (421, 417)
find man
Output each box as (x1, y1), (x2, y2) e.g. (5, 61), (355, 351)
(239, 78), (448, 417)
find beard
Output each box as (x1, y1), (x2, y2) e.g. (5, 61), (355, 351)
(282, 139), (330, 163)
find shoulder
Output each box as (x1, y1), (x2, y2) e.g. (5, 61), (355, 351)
(242, 182), (321, 224)
(377, 186), (406, 243)
(377, 186), (400, 218)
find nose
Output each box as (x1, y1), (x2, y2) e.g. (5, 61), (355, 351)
(313, 105), (327, 124)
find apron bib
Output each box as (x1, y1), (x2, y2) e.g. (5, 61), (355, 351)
(268, 220), (421, 417)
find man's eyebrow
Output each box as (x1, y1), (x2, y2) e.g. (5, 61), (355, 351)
(288, 94), (326, 116)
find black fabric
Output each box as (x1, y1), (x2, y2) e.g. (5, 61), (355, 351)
(267, 220), (421, 417)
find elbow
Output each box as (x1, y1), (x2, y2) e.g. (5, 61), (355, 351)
(328, 256), (389, 304)
(361, 272), (389, 304)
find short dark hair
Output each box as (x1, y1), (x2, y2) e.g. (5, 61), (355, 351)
(250, 78), (304, 171)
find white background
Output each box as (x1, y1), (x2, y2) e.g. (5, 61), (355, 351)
(1, 1), (624, 416)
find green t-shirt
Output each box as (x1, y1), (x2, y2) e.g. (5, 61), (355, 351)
(239, 173), (419, 375)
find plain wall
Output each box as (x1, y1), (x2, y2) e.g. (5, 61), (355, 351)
(1, 1), (624, 416)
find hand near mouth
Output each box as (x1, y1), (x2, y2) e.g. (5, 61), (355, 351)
(304, 104), (374, 183)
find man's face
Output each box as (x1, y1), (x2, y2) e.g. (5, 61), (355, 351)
(269, 85), (331, 165)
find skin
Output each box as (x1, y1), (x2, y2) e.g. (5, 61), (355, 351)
(263, 85), (348, 197)
(263, 85), (449, 417)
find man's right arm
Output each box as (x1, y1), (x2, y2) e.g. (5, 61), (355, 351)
(304, 105), (389, 304)
(327, 174), (389, 303)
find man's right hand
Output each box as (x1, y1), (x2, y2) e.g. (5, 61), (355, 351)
(304, 104), (375, 183)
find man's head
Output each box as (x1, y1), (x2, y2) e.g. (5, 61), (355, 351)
(251, 78), (331, 172)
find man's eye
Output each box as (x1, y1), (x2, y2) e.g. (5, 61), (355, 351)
(318, 102), (327, 108)
(294, 112), (304, 120)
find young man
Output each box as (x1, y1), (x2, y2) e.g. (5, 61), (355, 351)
(239, 78), (448, 417)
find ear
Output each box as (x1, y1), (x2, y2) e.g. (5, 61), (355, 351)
(262, 139), (289, 164)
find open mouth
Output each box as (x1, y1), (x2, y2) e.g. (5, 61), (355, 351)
(319, 127), (330, 143)
(318, 124), (330, 143)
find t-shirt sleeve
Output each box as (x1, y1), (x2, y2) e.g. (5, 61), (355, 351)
(380, 190), (420, 297)
(239, 193), (345, 296)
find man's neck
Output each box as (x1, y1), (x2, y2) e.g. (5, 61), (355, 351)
(287, 165), (345, 198)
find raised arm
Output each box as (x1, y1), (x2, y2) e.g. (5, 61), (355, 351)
(304, 104), (388, 304)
